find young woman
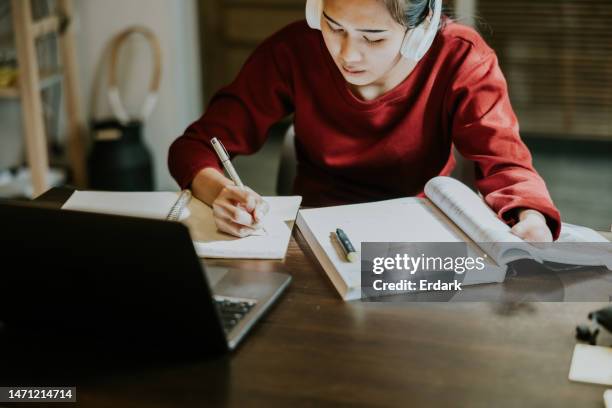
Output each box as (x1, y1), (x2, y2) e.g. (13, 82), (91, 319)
(168, 0), (561, 242)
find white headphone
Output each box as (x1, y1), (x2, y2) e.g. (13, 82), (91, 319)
(305, 0), (442, 64)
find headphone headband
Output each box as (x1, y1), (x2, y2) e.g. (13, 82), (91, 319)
(107, 26), (162, 125)
(305, 0), (441, 63)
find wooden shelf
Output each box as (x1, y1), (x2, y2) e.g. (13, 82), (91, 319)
(38, 69), (63, 89)
(6, 0), (86, 196)
(31, 16), (60, 39)
(0, 69), (63, 100)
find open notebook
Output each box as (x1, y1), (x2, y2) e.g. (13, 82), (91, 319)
(62, 191), (302, 259)
(297, 176), (611, 300)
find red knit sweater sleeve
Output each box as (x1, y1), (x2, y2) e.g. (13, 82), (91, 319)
(167, 32), (294, 189)
(446, 40), (562, 239)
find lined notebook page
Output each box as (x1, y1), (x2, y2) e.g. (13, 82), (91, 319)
(62, 191), (189, 220)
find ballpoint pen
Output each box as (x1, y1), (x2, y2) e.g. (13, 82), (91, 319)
(211, 137), (244, 188)
(210, 137), (266, 234)
(336, 228), (359, 263)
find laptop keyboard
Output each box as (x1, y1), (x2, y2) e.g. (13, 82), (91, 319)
(214, 296), (257, 333)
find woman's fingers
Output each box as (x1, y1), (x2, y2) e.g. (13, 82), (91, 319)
(213, 200), (255, 227)
(212, 200), (257, 237)
(215, 217), (256, 238)
(224, 185), (257, 211)
(223, 185), (269, 223)
(511, 219), (553, 243)
(240, 186), (269, 223)
(212, 185), (269, 237)
(253, 199), (269, 223)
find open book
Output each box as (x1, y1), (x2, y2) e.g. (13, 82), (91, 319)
(296, 176), (611, 300)
(62, 190), (302, 259)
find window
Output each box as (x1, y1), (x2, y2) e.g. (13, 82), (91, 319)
(478, 0), (612, 140)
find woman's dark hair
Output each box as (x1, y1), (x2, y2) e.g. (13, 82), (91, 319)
(385, 0), (434, 28)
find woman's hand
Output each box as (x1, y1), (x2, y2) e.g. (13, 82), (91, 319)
(212, 185), (269, 237)
(510, 209), (553, 242)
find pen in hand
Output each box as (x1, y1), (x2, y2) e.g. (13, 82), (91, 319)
(211, 137), (244, 188)
(210, 137), (269, 235)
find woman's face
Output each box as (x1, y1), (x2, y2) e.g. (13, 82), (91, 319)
(320, 0), (408, 87)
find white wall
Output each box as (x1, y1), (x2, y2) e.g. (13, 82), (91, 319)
(74, 0), (203, 190)
(454, 0), (477, 27)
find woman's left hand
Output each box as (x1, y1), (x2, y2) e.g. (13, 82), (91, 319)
(510, 209), (553, 242)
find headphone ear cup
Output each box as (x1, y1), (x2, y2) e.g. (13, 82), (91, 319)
(400, 25), (426, 61)
(402, 0), (442, 62)
(305, 0), (323, 30)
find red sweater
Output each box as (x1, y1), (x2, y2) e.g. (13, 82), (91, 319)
(168, 20), (561, 239)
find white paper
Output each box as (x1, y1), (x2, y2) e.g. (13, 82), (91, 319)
(297, 197), (466, 299)
(604, 389), (612, 408)
(569, 344), (612, 386)
(185, 196), (302, 259)
(424, 177), (534, 265)
(424, 177), (611, 267)
(63, 191), (302, 259)
(559, 223), (609, 243)
(62, 190), (189, 220)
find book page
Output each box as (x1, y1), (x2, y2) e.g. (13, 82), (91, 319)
(424, 177), (534, 264)
(534, 223), (612, 268)
(424, 177), (611, 267)
(558, 223), (609, 243)
(298, 197), (470, 295)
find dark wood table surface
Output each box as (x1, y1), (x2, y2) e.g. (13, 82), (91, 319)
(1, 188), (609, 407)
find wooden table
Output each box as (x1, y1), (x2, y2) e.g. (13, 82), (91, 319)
(1, 188), (609, 407)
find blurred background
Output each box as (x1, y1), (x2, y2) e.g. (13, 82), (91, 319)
(0, 0), (610, 230)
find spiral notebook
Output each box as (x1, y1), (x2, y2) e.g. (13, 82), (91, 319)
(62, 190), (302, 259)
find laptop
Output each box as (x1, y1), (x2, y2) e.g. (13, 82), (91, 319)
(0, 199), (291, 354)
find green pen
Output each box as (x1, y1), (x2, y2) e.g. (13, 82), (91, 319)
(336, 228), (359, 263)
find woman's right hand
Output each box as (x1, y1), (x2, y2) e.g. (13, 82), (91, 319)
(212, 185), (269, 237)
